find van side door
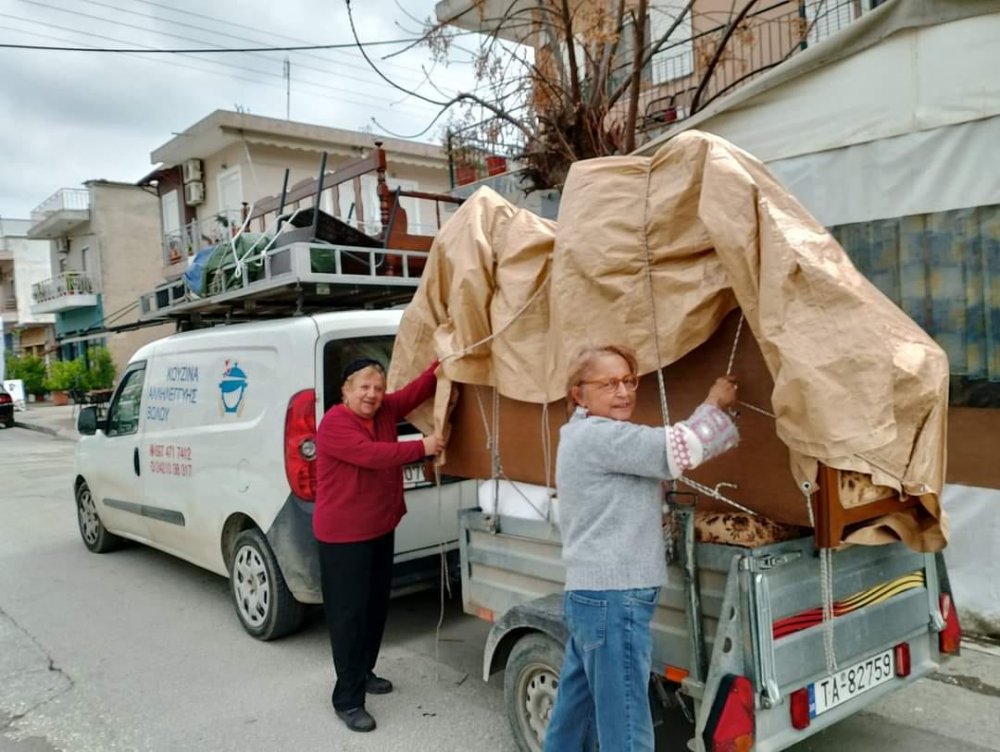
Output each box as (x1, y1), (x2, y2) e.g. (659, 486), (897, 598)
(90, 363), (151, 539)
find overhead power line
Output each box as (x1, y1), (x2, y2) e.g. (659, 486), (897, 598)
(0, 38), (427, 53)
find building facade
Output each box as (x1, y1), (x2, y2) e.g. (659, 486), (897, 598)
(0, 218), (56, 364)
(143, 110), (453, 283)
(27, 181), (172, 374)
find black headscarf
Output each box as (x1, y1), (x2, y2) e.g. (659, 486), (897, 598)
(340, 358), (384, 386)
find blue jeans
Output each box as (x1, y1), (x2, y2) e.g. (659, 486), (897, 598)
(543, 587), (659, 752)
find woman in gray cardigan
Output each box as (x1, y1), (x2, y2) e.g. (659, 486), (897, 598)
(544, 344), (739, 752)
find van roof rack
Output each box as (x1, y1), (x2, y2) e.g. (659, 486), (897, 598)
(138, 143), (463, 328)
(138, 241), (428, 325)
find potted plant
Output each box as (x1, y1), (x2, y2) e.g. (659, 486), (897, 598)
(45, 358), (84, 406)
(485, 154), (508, 176)
(81, 347), (116, 391)
(5, 353), (47, 402)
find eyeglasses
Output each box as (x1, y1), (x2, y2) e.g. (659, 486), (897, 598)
(579, 375), (639, 393)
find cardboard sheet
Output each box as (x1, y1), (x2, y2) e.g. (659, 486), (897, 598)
(389, 131), (950, 551)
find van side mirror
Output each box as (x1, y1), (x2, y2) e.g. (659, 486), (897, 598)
(77, 406), (99, 436)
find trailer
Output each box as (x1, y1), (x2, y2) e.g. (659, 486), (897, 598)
(457, 501), (960, 752)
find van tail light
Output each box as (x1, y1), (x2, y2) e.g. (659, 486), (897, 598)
(284, 389), (317, 501)
(894, 642), (911, 677)
(789, 687), (810, 730)
(939, 593), (962, 655)
(0, 393), (11, 404)
(704, 675), (755, 752)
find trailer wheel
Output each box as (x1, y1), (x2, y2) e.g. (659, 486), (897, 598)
(504, 633), (565, 752)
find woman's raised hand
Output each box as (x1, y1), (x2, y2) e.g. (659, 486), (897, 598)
(423, 434), (446, 456)
(705, 376), (738, 410)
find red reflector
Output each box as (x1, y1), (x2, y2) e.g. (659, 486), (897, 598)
(939, 593), (962, 654)
(893, 642), (911, 677)
(284, 389), (317, 501)
(789, 687), (810, 730)
(707, 675), (755, 752)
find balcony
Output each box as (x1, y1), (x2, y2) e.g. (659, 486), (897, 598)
(28, 188), (90, 240)
(2, 295), (16, 324)
(161, 210), (245, 277)
(30, 271), (99, 314)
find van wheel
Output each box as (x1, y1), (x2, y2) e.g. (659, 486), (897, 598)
(505, 633), (565, 752)
(230, 528), (304, 641)
(76, 481), (122, 553)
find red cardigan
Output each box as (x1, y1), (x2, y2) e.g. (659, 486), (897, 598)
(312, 363), (438, 543)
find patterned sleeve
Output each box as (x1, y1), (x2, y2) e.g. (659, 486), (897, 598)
(665, 403), (740, 477)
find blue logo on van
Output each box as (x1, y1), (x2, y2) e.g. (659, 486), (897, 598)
(218, 361), (248, 416)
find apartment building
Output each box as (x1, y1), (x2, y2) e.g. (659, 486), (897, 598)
(141, 109), (453, 283)
(27, 181), (172, 374)
(0, 218), (56, 361)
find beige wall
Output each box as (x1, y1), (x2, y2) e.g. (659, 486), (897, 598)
(87, 183), (173, 373)
(190, 141), (450, 240)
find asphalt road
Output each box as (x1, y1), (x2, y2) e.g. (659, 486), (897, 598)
(2, 425), (999, 752)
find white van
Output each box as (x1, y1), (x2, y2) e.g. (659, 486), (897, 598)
(74, 309), (474, 640)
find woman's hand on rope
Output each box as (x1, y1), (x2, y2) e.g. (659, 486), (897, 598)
(422, 434), (446, 456)
(705, 375), (739, 410)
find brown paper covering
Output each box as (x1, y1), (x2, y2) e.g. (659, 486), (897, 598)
(389, 131), (950, 551)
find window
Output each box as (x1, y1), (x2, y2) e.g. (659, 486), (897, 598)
(81, 246), (90, 272)
(106, 366), (145, 437)
(216, 167), (244, 222)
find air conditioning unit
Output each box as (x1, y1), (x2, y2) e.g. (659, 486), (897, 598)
(184, 181), (205, 206)
(182, 158), (203, 184)
(56, 237), (70, 255)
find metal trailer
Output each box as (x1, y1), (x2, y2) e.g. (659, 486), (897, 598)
(458, 506), (959, 752)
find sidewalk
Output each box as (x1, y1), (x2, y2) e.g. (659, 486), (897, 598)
(14, 404), (79, 441)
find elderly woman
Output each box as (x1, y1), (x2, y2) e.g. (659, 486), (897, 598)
(314, 358), (445, 733)
(544, 344), (739, 752)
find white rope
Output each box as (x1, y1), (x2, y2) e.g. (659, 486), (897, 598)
(438, 272), (551, 365)
(737, 400), (776, 419)
(726, 313), (745, 376)
(820, 547), (838, 673)
(677, 475), (757, 517)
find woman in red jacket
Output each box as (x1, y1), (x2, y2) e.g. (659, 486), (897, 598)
(314, 358), (445, 733)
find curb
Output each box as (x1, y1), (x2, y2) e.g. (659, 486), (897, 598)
(14, 420), (73, 440)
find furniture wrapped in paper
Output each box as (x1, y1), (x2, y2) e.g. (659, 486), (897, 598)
(389, 131), (949, 552)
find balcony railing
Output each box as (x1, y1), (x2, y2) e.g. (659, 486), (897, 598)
(163, 209), (246, 265)
(30, 188), (90, 223)
(31, 271), (98, 304)
(446, 105), (530, 188)
(639, 0), (868, 134)
(444, 0), (871, 180)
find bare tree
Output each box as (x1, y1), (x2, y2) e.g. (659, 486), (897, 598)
(346, 0), (833, 191)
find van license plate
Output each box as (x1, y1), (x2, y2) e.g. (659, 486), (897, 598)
(809, 648), (894, 717)
(402, 462), (428, 490)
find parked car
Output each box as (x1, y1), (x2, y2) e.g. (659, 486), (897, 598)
(73, 309), (475, 640)
(0, 384), (14, 427)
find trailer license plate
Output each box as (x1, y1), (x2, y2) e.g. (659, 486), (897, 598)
(809, 649), (894, 717)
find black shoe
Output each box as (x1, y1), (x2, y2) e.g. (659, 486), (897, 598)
(335, 706), (376, 733)
(365, 672), (393, 695)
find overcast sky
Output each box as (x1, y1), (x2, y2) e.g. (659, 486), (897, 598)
(0, 0), (484, 219)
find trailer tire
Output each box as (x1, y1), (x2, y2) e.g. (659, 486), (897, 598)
(504, 632), (565, 752)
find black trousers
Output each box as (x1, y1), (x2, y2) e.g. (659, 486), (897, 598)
(318, 530), (394, 711)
